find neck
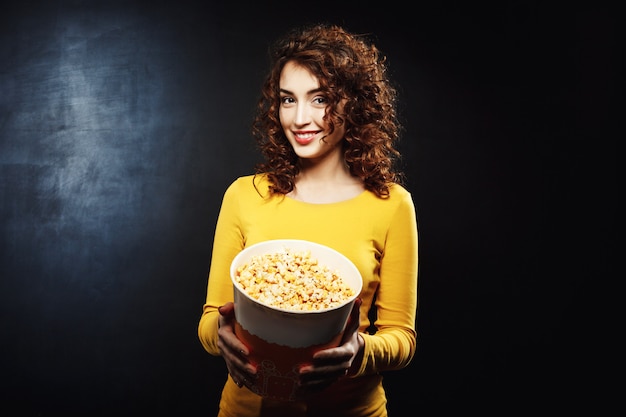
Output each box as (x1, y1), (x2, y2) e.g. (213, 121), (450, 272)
(289, 151), (365, 204)
(297, 148), (351, 182)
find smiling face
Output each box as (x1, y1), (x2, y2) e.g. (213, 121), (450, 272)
(278, 61), (346, 162)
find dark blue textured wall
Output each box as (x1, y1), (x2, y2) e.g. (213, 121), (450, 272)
(0, 2), (231, 414)
(0, 1), (616, 415)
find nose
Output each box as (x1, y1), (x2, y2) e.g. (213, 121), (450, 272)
(294, 103), (311, 126)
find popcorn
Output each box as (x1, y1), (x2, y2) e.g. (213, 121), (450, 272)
(234, 247), (355, 311)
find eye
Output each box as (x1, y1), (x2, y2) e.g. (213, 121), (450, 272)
(280, 96), (295, 106)
(312, 96), (327, 106)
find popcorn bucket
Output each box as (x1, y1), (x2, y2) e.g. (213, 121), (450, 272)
(230, 239), (362, 401)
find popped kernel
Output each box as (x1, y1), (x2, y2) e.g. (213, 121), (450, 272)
(235, 247), (355, 311)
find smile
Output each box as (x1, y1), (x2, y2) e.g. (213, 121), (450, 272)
(293, 131), (318, 145)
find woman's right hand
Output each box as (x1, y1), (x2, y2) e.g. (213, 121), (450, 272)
(217, 302), (257, 388)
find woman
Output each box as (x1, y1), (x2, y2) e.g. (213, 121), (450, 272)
(198, 23), (419, 417)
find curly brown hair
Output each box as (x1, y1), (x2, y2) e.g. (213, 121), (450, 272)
(252, 23), (404, 198)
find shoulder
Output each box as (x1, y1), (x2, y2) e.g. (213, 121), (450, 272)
(364, 183), (414, 205)
(388, 183), (412, 199)
(388, 183), (416, 213)
(225, 173), (272, 197)
(359, 183), (416, 220)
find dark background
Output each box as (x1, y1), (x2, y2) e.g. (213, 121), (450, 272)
(1, 0), (616, 415)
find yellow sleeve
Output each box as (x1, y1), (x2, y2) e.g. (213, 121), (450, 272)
(197, 178), (246, 355)
(354, 189), (419, 375)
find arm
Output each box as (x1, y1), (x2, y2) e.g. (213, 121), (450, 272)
(197, 180), (245, 355)
(354, 190), (419, 375)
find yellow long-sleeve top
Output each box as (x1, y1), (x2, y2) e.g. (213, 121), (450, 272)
(198, 174), (418, 417)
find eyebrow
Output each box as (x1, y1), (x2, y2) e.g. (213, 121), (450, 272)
(279, 87), (324, 96)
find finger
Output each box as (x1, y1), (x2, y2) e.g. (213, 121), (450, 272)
(217, 317), (250, 357)
(219, 335), (250, 359)
(218, 302), (235, 316)
(230, 372), (245, 388)
(219, 342), (255, 374)
(230, 367), (256, 389)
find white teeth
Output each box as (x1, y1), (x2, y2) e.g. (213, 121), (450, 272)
(295, 133), (315, 139)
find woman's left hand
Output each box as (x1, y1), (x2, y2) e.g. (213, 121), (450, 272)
(297, 297), (364, 395)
